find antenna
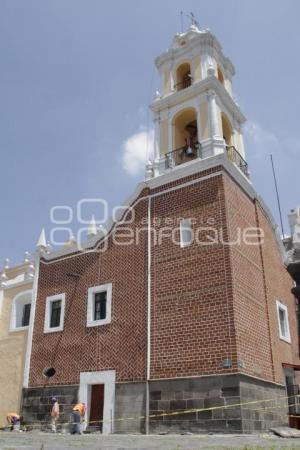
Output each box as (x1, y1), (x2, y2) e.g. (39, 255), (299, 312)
(270, 154), (285, 237)
(180, 11), (184, 33)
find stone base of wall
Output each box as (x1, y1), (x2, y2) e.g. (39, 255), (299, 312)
(114, 382), (146, 434)
(22, 382), (146, 433)
(22, 374), (288, 434)
(22, 385), (78, 428)
(149, 374), (288, 434)
(239, 376), (288, 432)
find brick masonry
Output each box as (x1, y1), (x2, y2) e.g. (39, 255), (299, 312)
(29, 189), (149, 387)
(24, 164), (300, 433)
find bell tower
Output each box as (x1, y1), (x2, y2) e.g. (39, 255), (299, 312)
(146, 25), (248, 180)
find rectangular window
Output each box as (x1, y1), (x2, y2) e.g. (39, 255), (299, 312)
(180, 218), (193, 248)
(276, 301), (291, 343)
(44, 294), (65, 333)
(87, 283), (112, 327)
(94, 292), (107, 321)
(50, 300), (62, 328)
(21, 303), (31, 327)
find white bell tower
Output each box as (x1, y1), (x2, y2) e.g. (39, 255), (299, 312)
(146, 25), (248, 180)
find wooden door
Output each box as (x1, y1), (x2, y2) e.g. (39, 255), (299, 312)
(89, 384), (104, 431)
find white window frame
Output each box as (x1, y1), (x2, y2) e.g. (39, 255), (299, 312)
(9, 290), (32, 332)
(44, 293), (65, 333)
(276, 300), (291, 343)
(180, 218), (193, 248)
(87, 283), (112, 327)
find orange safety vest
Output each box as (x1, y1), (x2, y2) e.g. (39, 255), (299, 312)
(72, 403), (86, 416)
(51, 402), (60, 417)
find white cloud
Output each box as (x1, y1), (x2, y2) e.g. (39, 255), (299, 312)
(244, 122), (280, 157)
(244, 121), (300, 158)
(122, 128), (154, 176)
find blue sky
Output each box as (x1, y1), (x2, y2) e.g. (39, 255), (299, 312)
(0, 0), (299, 264)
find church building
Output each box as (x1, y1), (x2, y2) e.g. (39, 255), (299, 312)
(22, 25), (300, 434)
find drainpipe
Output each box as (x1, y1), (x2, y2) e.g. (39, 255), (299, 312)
(146, 196), (152, 434)
(23, 250), (41, 388)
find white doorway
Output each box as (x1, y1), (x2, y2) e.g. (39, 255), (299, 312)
(79, 370), (116, 435)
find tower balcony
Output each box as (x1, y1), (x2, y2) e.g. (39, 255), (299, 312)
(147, 140), (250, 180)
(226, 145), (249, 178)
(165, 142), (200, 169)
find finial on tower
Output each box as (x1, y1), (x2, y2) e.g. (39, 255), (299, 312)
(87, 216), (98, 237)
(37, 228), (47, 250)
(154, 89), (161, 100)
(25, 262), (35, 280)
(24, 251), (31, 263)
(0, 271), (8, 288)
(288, 207), (300, 248)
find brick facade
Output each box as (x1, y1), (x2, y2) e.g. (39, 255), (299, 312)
(24, 164), (300, 432)
(29, 190), (149, 387)
(224, 174), (300, 383)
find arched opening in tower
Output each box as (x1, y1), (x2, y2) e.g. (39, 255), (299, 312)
(172, 108), (198, 165)
(221, 113), (233, 147)
(217, 66), (225, 85)
(222, 113), (237, 165)
(175, 63), (192, 91)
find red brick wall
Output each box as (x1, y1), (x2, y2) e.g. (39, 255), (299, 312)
(150, 173), (238, 378)
(223, 174), (274, 381)
(29, 193), (149, 386)
(256, 205), (300, 383)
(223, 173), (300, 384)
(28, 167), (299, 388)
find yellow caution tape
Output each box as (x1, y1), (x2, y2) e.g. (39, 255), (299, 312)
(6, 393), (299, 430)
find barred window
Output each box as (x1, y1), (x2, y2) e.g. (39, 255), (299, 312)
(21, 303), (31, 327)
(44, 294), (65, 333)
(50, 300), (62, 328)
(94, 292), (107, 321)
(87, 284), (112, 327)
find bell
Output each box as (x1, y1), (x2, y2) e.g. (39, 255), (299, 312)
(185, 146), (193, 156)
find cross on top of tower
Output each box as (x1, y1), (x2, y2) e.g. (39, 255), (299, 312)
(186, 12), (199, 28)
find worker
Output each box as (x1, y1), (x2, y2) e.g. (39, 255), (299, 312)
(51, 397), (60, 433)
(6, 413), (21, 431)
(70, 402), (86, 435)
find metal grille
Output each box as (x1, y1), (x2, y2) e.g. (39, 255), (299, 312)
(50, 300), (62, 328)
(94, 292), (107, 321)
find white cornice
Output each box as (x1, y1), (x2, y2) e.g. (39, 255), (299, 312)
(3, 261), (32, 275)
(1, 279), (33, 291)
(150, 76), (246, 124)
(155, 30), (235, 76)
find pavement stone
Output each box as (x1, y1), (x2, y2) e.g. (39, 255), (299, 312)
(0, 432), (300, 450)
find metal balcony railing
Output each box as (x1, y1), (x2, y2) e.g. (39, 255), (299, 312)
(164, 143), (249, 176)
(165, 142), (200, 169)
(226, 145), (249, 178)
(174, 76), (193, 91)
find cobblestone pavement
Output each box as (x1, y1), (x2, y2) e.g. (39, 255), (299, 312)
(1, 432), (300, 450)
